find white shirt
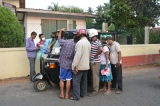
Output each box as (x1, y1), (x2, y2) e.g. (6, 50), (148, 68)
(100, 46), (110, 65)
(110, 41), (122, 64)
(72, 37), (91, 70)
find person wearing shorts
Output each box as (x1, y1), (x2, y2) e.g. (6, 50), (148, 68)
(59, 67), (72, 81)
(58, 28), (76, 99)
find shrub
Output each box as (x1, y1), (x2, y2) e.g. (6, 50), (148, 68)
(0, 6), (24, 48)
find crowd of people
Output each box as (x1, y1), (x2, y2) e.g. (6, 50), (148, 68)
(25, 28), (123, 101)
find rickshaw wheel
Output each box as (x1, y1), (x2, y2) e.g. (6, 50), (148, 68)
(33, 80), (48, 92)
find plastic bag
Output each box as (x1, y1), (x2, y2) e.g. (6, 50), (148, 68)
(101, 68), (111, 76)
(36, 51), (42, 61)
(51, 40), (61, 54)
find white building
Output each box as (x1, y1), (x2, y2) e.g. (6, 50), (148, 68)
(16, 8), (96, 44)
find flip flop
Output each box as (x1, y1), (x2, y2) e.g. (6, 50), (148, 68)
(99, 88), (107, 92)
(104, 91), (111, 95)
(70, 96), (78, 101)
(115, 90), (122, 94)
(59, 94), (65, 99)
(65, 95), (70, 99)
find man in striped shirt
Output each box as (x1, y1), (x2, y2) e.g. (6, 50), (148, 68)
(88, 29), (103, 96)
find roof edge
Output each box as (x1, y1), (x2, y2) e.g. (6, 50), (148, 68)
(16, 8), (97, 18)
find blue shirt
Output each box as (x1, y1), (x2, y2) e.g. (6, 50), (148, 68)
(37, 39), (52, 54)
(26, 37), (36, 58)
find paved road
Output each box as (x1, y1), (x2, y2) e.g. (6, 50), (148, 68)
(0, 66), (160, 106)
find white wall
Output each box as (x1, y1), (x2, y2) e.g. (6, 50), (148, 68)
(25, 13), (86, 44)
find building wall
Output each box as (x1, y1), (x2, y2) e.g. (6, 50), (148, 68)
(3, 0), (19, 7)
(0, 44), (160, 79)
(25, 13), (86, 44)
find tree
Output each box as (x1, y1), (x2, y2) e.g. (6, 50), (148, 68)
(0, 7), (24, 48)
(109, 0), (160, 28)
(48, 3), (61, 11)
(86, 7), (95, 28)
(48, 3), (84, 13)
(109, 0), (136, 28)
(128, 0), (160, 27)
(94, 3), (112, 29)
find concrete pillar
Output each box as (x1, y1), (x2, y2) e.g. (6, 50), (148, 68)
(102, 22), (108, 32)
(145, 26), (150, 44)
(67, 20), (73, 30)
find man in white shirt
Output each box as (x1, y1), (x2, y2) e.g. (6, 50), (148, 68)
(106, 36), (123, 94)
(70, 29), (91, 101)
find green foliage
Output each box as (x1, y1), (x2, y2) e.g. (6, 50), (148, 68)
(86, 7), (95, 28)
(109, 0), (136, 28)
(149, 31), (160, 44)
(48, 3), (84, 13)
(109, 0), (160, 28)
(108, 23), (115, 31)
(94, 3), (112, 29)
(48, 3), (61, 11)
(128, 0), (160, 27)
(86, 18), (95, 28)
(0, 7), (24, 48)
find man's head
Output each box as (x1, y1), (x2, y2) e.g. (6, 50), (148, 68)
(77, 29), (87, 39)
(88, 29), (98, 42)
(31, 31), (37, 39)
(65, 31), (74, 39)
(39, 34), (45, 41)
(106, 36), (114, 45)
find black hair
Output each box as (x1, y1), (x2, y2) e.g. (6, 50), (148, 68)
(106, 36), (113, 41)
(31, 31), (37, 36)
(39, 34), (44, 38)
(62, 31), (75, 39)
(73, 36), (79, 43)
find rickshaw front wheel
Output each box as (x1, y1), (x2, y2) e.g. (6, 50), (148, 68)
(33, 80), (48, 92)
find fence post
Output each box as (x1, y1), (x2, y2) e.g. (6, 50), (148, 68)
(145, 26), (150, 44)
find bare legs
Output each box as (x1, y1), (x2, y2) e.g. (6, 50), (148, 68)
(59, 79), (71, 98)
(65, 80), (71, 98)
(104, 82), (111, 95)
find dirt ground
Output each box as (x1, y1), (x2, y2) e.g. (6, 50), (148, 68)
(0, 63), (160, 84)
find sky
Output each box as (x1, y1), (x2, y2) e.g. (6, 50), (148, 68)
(26, 0), (110, 11)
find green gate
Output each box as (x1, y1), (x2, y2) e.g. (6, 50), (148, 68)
(41, 20), (67, 39)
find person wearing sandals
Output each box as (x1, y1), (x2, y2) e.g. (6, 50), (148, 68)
(106, 36), (123, 94)
(58, 28), (76, 99)
(88, 29), (103, 97)
(99, 38), (113, 95)
(70, 29), (91, 101)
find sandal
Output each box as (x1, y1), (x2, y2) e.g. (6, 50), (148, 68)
(115, 90), (122, 94)
(65, 95), (70, 99)
(59, 94), (65, 99)
(99, 88), (107, 92)
(70, 96), (78, 101)
(104, 91), (111, 95)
